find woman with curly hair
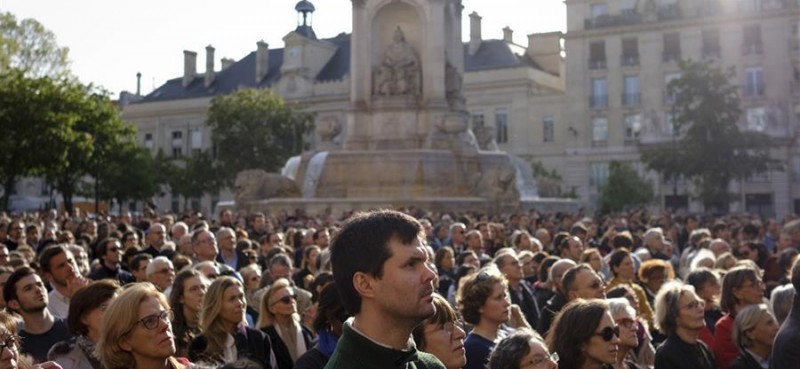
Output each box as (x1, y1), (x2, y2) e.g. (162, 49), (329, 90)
(457, 267), (511, 369)
(189, 276), (272, 368)
(546, 298), (619, 369)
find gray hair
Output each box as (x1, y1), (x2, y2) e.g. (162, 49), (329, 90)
(449, 222), (466, 235)
(654, 281), (696, 336)
(733, 304), (773, 348)
(607, 297), (636, 319)
(643, 227), (664, 245)
(215, 227), (235, 240)
(770, 284), (795, 325)
(146, 256), (172, 277)
(171, 222), (188, 234)
(549, 259), (576, 291)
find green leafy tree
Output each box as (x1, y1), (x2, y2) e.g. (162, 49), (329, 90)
(164, 151), (221, 211)
(41, 81), (133, 214)
(598, 161), (654, 213)
(206, 88), (315, 186)
(0, 70), (73, 210)
(641, 60), (780, 211)
(94, 144), (161, 209)
(0, 12), (70, 78)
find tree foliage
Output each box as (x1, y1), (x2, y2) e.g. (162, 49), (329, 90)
(0, 12), (70, 78)
(598, 161), (654, 213)
(164, 151), (222, 210)
(206, 88), (315, 186)
(94, 144), (161, 208)
(641, 60), (780, 210)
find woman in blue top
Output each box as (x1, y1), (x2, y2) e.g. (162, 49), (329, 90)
(457, 267), (512, 369)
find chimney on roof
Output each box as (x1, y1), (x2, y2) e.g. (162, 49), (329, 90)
(256, 41), (270, 84)
(527, 32), (564, 76)
(221, 58), (235, 70)
(503, 26), (513, 43)
(136, 72), (141, 96)
(469, 12), (482, 55)
(183, 50), (197, 87)
(205, 45), (215, 87)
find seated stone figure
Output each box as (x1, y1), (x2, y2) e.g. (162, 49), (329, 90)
(234, 170), (301, 204)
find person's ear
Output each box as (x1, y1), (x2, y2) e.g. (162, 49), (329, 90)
(7, 300), (19, 312)
(119, 336), (133, 352)
(353, 272), (377, 300)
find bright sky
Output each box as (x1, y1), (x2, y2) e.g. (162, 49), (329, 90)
(1, 0), (566, 97)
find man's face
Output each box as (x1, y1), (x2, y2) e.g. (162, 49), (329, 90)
(570, 269), (606, 300)
(47, 250), (78, 287)
(25, 227), (40, 245)
(193, 231), (219, 262)
(148, 224), (166, 247)
(479, 225), (492, 242)
(451, 226), (466, 245)
(316, 231), (331, 248)
(221, 210), (233, 225)
(270, 264), (291, 281)
(172, 226), (186, 242)
(565, 237), (584, 261)
(7, 222), (23, 242)
(148, 261), (175, 291)
(500, 255), (523, 282)
(647, 236), (665, 252)
(218, 232), (236, 251)
(253, 216), (268, 232)
(778, 233), (794, 251)
(10, 274), (48, 314)
(103, 241), (123, 265)
(0, 246), (9, 267)
(466, 233), (483, 252)
(133, 260), (149, 282)
(370, 237), (436, 323)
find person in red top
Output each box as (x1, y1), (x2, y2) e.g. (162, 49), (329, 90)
(713, 266), (765, 369)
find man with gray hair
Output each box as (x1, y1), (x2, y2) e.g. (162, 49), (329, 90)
(537, 258), (576, 336)
(141, 222), (167, 258)
(447, 222), (467, 252)
(171, 221), (189, 242)
(781, 219), (800, 250)
(215, 227), (244, 270)
(635, 227), (669, 262)
(146, 256), (175, 293)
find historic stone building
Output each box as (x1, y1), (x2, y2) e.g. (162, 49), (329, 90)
(121, 1), (566, 213)
(562, 0), (800, 216)
(121, 0), (800, 217)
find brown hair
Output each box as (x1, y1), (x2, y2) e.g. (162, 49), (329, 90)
(68, 280), (122, 336)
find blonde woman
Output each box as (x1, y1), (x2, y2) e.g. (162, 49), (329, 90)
(189, 277), (272, 368)
(258, 278), (313, 369)
(95, 283), (186, 369)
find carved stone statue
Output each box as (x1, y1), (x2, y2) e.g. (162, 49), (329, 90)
(473, 123), (499, 151)
(445, 60), (466, 111)
(471, 164), (519, 201)
(373, 27), (421, 97)
(234, 170), (301, 205)
(316, 116), (342, 150)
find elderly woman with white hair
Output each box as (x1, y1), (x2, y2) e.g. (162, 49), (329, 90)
(607, 298), (648, 369)
(653, 281), (715, 369)
(769, 284), (795, 325)
(730, 304), (779, 369)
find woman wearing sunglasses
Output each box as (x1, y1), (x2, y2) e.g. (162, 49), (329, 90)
(96, 283), (186, 369)
(168, 270), (208, 358)
(189, 277), (272, 368)
(653, 281), (714, 369)
(607, 298), (647, 369)
(457, 268), (512, 369)
(258, 278), (313, 369)
(546, 298), (619, 369)
(488, 328), (557, 369)
(412, 294), (467, 369)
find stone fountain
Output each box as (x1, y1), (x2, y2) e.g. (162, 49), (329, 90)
(232, 0), (565, 214)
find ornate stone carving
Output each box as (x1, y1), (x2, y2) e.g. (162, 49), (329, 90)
(234, 170), (301, 205)
(445, 60), (466, 111)
(471, 164), (519, 201)
(373, 27), (421, 98)
(316, 115), (342, 148)
(473, 122), (499, 151)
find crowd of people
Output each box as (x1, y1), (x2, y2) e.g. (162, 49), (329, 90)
(0, 206), (797, 369)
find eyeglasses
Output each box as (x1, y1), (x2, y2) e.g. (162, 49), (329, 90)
(680, 299), (706, 311)
(129, 309), (174, 332)
(272, 294), (297, 305)
(616, 317), (638, 330)
(0, 336), (17, 352)
(522, 352), (560, 368)
(594, 325), (620, 342)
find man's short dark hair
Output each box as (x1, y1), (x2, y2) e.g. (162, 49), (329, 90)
(3, 266), (37, 309)
(38, 245), (68, 274)
(95, 237), (119, 259)
(330, 210), (422, 315)
(268, 253), (293, 269)
(562, 263), (594, 293)
(130, 253), (153, 271)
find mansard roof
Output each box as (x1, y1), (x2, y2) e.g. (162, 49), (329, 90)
(139, 34), (543, 103)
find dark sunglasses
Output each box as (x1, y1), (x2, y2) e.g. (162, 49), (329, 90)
(594, 325), (620, 342)
(272, 294), (297, 305)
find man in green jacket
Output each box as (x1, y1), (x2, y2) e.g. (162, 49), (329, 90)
(325, 210), (445, 369)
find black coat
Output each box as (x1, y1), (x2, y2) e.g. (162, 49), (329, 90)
(508, 282), (540, 328)
(262, 324), (315, 369)
(654, 334), (714, 369)
(730, 350), (765, 369)
(188, 326), (272, 368)
(770, 295), (800, 369)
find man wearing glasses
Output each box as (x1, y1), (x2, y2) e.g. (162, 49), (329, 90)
(326, 210), (445, 369)
(3, 221), (24, 252)
(89, 237), (134, 285)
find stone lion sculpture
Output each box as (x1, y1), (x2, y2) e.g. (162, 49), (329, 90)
(234, 170), (301, 205)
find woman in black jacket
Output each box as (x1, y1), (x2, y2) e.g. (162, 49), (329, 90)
(258, 278), (314, 369)
(729, 304), (779, 369)
(189, 276), (272, 368)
